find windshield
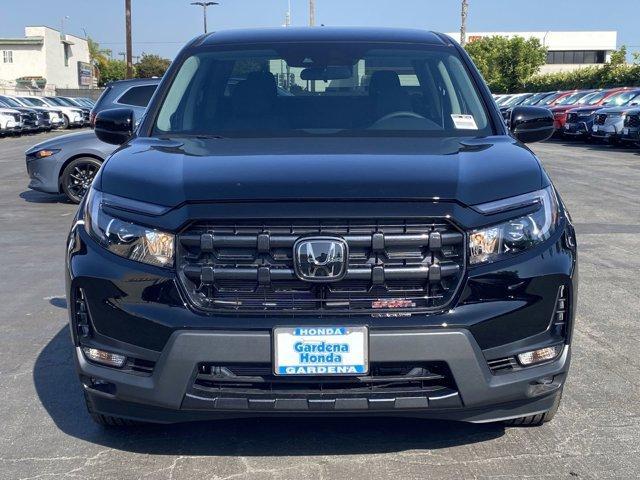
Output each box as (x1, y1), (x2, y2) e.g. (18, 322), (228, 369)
(0, 96), (23, 108)
(539, 93), (563, 106)
(61, 97), (82, 106)
(18, 97), (43, 107)
(46, 97), (73, 107)
(520, 93), (543, 106)
(603, 91), (639, 106)
(556, 91), (590, 106)
(582, 91), (606, 105)
(153, 43), (493, 138)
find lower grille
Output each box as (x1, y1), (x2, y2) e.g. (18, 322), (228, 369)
(177, 219), (466, 315)
(191, 362), (457, 398)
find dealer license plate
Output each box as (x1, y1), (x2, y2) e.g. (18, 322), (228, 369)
(273, 326), (368, 376)
(622, 128), (629, 135)
(593, 125), (599, 132)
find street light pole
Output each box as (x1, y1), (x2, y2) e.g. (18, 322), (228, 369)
(191, 2), (219, 34)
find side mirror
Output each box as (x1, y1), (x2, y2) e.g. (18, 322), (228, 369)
(95, 108), (134, 145)
(509, 106), (555, 143)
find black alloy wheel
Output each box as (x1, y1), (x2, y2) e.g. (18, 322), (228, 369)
(60, 157), (102, 203)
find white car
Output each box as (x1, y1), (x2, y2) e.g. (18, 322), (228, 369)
(14, 96), (65, 129)
(0, 108), (23, 136)
(25, 97), (84, 129)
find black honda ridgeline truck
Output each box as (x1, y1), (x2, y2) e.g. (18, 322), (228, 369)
(67, 27), (577, 427)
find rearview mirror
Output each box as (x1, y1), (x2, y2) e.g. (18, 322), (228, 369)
(95, 108), (134, 145)
(300, 66), (353, 81)
(510, 106), (555, 143)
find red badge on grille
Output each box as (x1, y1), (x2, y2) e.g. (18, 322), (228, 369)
(372, 299), (416, 309)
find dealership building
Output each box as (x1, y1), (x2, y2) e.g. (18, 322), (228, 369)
(0, 26), (92, 94)
(447, 31), (618, 74)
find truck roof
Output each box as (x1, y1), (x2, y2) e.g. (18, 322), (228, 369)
(197, 27), (450, 47)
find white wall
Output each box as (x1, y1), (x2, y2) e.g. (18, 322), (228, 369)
(0, 26), (90, 89)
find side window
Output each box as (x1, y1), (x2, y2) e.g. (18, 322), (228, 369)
(117, 85), (157, 107)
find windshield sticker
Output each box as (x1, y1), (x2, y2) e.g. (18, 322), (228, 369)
(451, 114), (478, 130)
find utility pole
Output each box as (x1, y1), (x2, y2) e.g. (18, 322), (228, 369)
(309, 0), (316, 27)
(191, 2), (219, 34)
(125, 0), (133, 78)
(460, 0), (468, 47)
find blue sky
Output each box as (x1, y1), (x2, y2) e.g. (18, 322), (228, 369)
(0, 0), (635, 60)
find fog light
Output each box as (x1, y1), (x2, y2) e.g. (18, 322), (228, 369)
(517, 345), (562, 366)
(82, 347), (126, 368)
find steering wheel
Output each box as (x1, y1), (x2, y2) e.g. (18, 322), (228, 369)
(375, 111), (427, 123)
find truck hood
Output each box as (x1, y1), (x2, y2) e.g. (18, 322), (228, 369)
(98, 136), (545, 208)
(567, 106), (602, 115)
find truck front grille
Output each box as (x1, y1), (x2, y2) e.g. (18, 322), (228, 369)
(595, 114), (607, 125)
(177, 219), (466, 315)
(625, 114), (639, 128)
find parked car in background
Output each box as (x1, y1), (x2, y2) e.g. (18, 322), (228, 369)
(90, 77), (160, 126)
(24, 79), (160, 203)
(45, 97), (90, 126)
(11, 96), (65, 130)
(0, 97), (40, 133)
(499, 93), (534, 120)
(549, 90), (596, 132)
(591, 90), (640, 143)
(620, 107), (640, 146)
(564, 88), (637, 140)
(35, 97), (84, 128)
(25, 131), (115, 203)
(0, 107), (23, 136)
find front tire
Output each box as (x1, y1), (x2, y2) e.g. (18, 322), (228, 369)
(504, 389), (563, 427)
(60, 157), (102, 203)
(62, 115), (70, 129)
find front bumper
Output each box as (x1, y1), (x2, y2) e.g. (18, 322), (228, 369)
(563, 121), (591, 137)
(620, 126), (640, 144)
(591, 122), (622, 140)
(78, 330), (569, 424)
(25, 153), (62, 193)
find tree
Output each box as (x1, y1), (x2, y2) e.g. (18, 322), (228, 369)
(99, 59), (128, 85)
(465, 36), (547, 93)
(609, 46), (627, 66)
(135, 54), (171, 79)
(87, 37), (113, 86)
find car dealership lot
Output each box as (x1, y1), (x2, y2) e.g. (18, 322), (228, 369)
(0, 132), (639, 479)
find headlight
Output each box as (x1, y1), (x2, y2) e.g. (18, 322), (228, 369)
(469, 187), (559, 265)
(84, 189), (174, 268)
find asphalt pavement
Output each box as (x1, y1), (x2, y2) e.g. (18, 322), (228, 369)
(0, 131), (639, 479)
